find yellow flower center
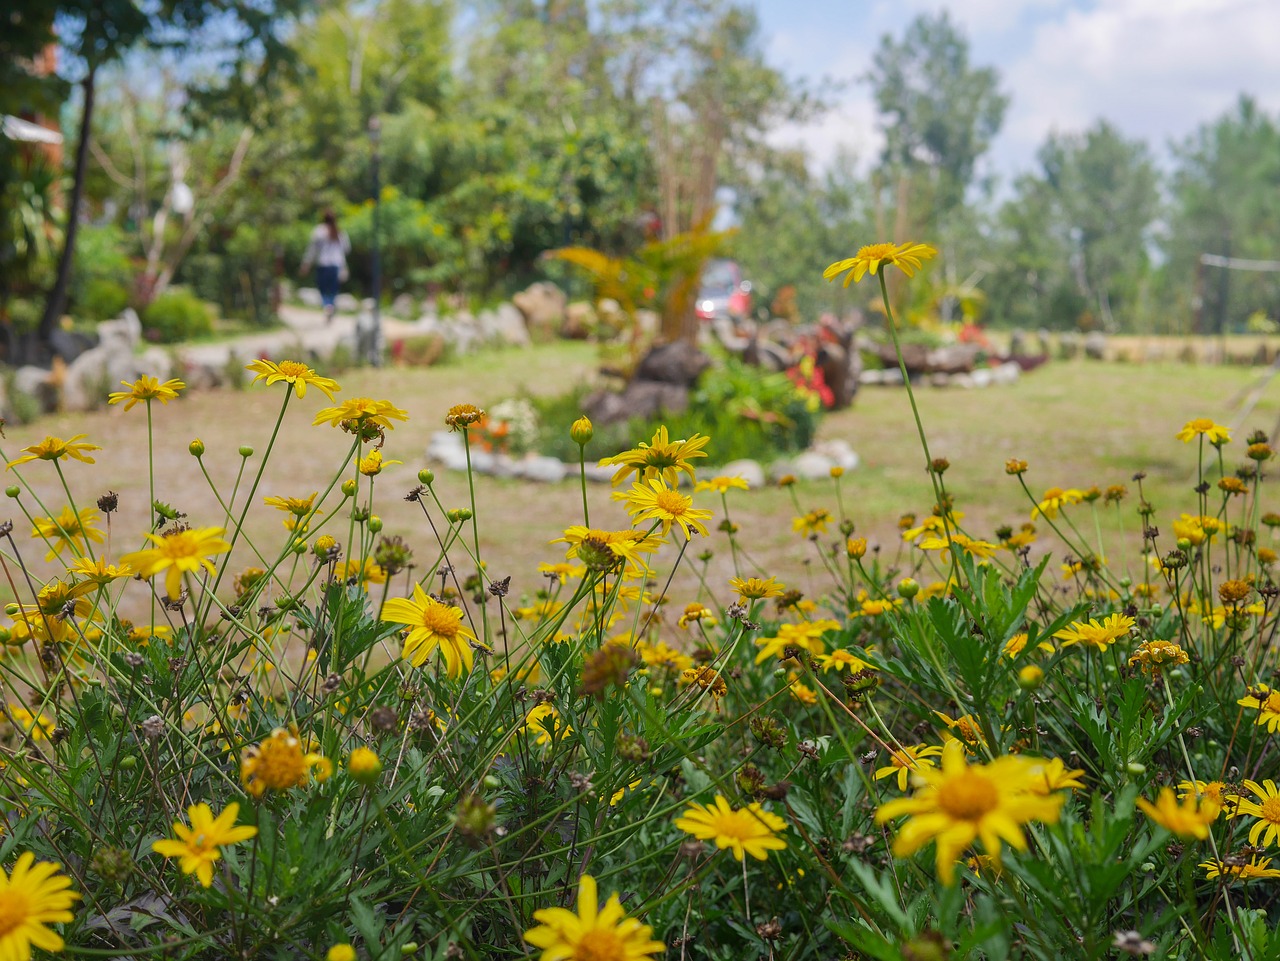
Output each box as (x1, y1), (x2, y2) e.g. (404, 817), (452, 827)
(277, 361), (310, 378)
(1264, 693), (1280, 713)
(0, 889), (30, 937)
(160, 531), (205, 561)
(1262, 795), (1280, 824)
(252, 739), (307, 790)
(576, 928), (625, 961)
(937, 770), (999, 821)
(857, 243), (898, 260)
(653, 490), (688, 514)
(419, 603), (462, 639)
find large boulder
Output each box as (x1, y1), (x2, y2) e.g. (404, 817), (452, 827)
(584, 382), (690, 427)
(481, 304), (532, 348)
(512, 282), (566, 338)
(563, 301), (597, 340)
(634, 342), (712, 386)
(1083, 331), (1107, 360)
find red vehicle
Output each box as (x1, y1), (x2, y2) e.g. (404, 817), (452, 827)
(696, 259), (753, 321)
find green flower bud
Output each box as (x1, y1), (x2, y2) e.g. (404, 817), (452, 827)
(417, 468), (435, 486)
(341, 479), (358, 497)
(238, 445), (254, 458)
(4, 486), (18, 498)
(368, 516), (383, 533)
(188, 439), (205, 457)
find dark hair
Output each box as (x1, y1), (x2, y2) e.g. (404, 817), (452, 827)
(323, 209), (338, 241)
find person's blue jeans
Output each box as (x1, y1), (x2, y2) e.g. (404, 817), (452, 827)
(316, 266), (340, 308)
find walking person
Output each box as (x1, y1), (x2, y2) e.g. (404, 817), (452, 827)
(300, 209), (350, 324)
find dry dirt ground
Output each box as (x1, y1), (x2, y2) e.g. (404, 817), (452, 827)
(2, 343), (1276, 616)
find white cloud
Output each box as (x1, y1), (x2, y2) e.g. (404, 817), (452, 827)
(1002, 0), (1280, 167)
(757, 0), (1280, 180)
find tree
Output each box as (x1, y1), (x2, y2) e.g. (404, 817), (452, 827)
(867, 11), (1008, 224)
(986, 121), (1158, 331)
(37, 0), (309, 351)
(1161, 96), (1280, 334)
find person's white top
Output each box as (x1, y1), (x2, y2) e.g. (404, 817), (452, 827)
(305, 225), (350, 269)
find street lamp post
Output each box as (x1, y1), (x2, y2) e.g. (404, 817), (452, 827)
(368, 115), (383, 366)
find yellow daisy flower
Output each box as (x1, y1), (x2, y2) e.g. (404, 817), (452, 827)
(245, 359), (340, 400)
(381, 583), (478, 678)
(874, 744), (944, 792)
(151, 802), (258, 887)
(597, 425), (710, 487)
(1137, 787), (1215, 840)
(674, 795), (788, 861)
(523, 874), (664, 961)
(623, 477), (712, 539)
(31, 505), (104, 560)
(6, 434), (102, 470)
(1176, 418), (1230, 445)
(875, 740), (1064, 885)
(823, 241), (938, 286)
(107, 375), (186, 410)
(313, 397), (408, 431)
(120, 526), (231, 600)
(0, 852), (80, 959)
(694, 475), (749, 493)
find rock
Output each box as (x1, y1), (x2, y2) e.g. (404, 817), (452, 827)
(950, 373), (976, 388)
(563, 301), (597, 340)
(719, 459), (766, 489)
(391, 294), (416, 318)
(468, 448), (498, 475)
(512, 282), (566, 338)
(583, 462), (617, 484)
(136, 347), (174, 380)
(441, 311), (482, 355)
(515, 455), (568, 483)
(50, 327), (97, 363)
(811, 439), (859, 472)
(767, 459), (796, 484)
(584, 382), (689, 426)
(13, 365), (58, 414)
(925, 343), (980, 374)
(991, 361), (1021, 385)
(791, 451), (837, 481)
(1083, 331), (1107, 360)
(426, 431), (468, 472)
(298, 287), (323, 309)
(968, 368), (992, 389)
(1058, 332), (1081, 360)
(335, 293), (360, 314)
(181, 359), (224, 391)
(928, 372), (952, 388)
(634, 342), (711, 385)
(595, 299), (626, 336)
(98, 310), (142, 353)
(490, 303), (532, 348)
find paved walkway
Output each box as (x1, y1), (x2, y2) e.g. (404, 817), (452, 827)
(176, 304), (422, 369)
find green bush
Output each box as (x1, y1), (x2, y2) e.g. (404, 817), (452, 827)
(80, 278), (130, 322)
(141, 288), (213, 343)
(529, 354), (820, 465)
(72, 224), (133, 311)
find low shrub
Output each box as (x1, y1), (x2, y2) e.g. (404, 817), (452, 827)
(79, 277), (130, 322)
(141, 287), (214, 342)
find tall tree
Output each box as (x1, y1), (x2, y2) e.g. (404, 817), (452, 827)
(1039, 121), (1159, 330)
(1162, 96), (1280, 334)
(38, 0), (309, 351)
(867, 11), (1008, 227)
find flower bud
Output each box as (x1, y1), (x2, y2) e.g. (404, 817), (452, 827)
(897, 578), (919, 599)
(341, 479), (358, 497)
(188, 439), (205, 457)
(1018, 665), (1044, 690)
(4, 486), (18, 498)
(238, 445), (253, 458)
(347, 746), (383, 785)
(570, 416), (593, 446)
(368, 516), (383, 533)
(417, 468), (434, 486)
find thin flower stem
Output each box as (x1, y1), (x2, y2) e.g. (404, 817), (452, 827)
(578, 445), (591, 528)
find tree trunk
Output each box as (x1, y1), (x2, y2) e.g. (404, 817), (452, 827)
(40, 63), (97, 350)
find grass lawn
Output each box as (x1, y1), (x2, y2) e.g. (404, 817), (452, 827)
(2, 342), (1274, 612)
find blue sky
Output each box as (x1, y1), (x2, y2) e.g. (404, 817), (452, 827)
(751, 0), (1280, 183)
